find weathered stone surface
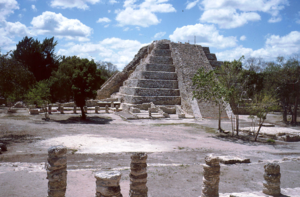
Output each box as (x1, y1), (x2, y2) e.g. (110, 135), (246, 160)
(263, 163), (281, 196)
(218, 156), (251, 164)
(124, 79), (178, 89)
(47, 145), (67, 197)
(138, 71), (177, 80)
(130, 152), (148, 197)
(201, 155), (220, 197)
(120, 87), (180, 97)
(29, 109), (39, 115)
(130, 107), (140, 113)
(123, 95), (181, 105)
(95, 171), (122, 197)
(144, 64), (175, 72)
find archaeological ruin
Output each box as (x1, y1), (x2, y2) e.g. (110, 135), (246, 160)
(96, 39), (229, 120)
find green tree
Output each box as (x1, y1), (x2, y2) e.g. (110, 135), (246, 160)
(193, 57), (246, 134)
(96, 61), (119, 81)
(11, 36), (59, 82)
(25, 80), (51, 107)
(69, 57), (104, 119)
(0, 51), (35, 103)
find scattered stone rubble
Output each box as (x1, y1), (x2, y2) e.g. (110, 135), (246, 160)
(218, 156), (250, 164)
(263, 163), (281, 196)
(95, 171), (122, 197)
(46, 145), (67, 197)
(201, 155), (220, 197)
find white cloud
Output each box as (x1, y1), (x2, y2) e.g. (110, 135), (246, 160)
(217, 31), (300, 61)
(123, 27), (130, 31)
(116, 0), (176, 27)
(200, 0), (288, 28)
(50, 0), (101, 10)
(108, 10), (111, 13)
(0, 21), (33, 50)
(186, 0), (199, 10)
(154, 31), (166, 39)
(169, 23), (237, 49)
(31, 11), (92, 41)
(240, 35), (246, 41)
(0, 0), (19, 21)
(97, 17), (111, 23)
(31, 5), (37, 11)
(200, 8), (261, 29)
(104, 24), (109, 28)
(57, 38), (147, 70)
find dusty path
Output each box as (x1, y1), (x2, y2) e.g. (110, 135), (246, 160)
(0, 108), (300, 197)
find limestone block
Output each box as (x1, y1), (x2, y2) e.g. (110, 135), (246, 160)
(178, 113), (185, 118)
(111, 101), (114, 108)
(105, 105), (109, 113)
(84, 106), (88, 113)
(95, 171), (122, 197)
(48, 105), (52, 114)
(60, 106), (64, 114)
(201, 155), (220, 197)
(130, 107), (140, 113)
(263, 163), (281, 196)
(130, 153), (148, 197)
(73, 106), (77, 114)
(218, 156), (251, 164)
(30, 109), (39, 115)
(47, 145), (67, 197)
(95, 106), (99, 113)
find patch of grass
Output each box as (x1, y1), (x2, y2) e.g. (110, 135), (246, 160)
(178, 146), (185, 150)
(70, 149), (78, 154)
(267, 139), (275, 143)
(152, 123), (216, 133)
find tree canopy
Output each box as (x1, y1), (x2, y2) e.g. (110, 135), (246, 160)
(11, 36), (59, 82)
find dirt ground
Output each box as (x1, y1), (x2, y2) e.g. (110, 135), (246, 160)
(0, 107), (300, 197)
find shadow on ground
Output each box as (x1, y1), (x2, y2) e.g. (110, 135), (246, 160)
(51, 116), (113, 124)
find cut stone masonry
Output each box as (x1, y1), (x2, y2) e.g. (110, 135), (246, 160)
(97, 39), (228, 119)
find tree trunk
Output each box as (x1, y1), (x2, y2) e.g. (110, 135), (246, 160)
(254, 118), (265, 141)
(80, 106), (86, 120)
(283, 106), (287, 123)
(218, 104), (222, 132)
(292, 95), (298, 125)
(236, 114), (239, 136)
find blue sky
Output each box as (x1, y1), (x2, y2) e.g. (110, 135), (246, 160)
(1, 0), (300, 70)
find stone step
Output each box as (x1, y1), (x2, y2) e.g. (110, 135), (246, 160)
(123, 95), (181, 105)
(202, 47), (210, 54)
(206, 53), (217, 60)
(149, 56), (173, 64)
(156, 43), (169, 49)
(120, 87), (180, 96)
(138, 71), (177, 80)
(152, 49), (171, 57)
(124, 79), (178, 89)
(143, 64), (175, 72)
(209, 60), (223, 68)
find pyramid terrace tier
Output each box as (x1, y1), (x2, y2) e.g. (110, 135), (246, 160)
(143, 64), (175, 72)
(122, 95), (181, 105)
(124, 79), (178, 89)
(137, 71), (177, 80)
(152, 49), (172, 57)
(149, 56), (173, 64)
(120, 87), (180, 97)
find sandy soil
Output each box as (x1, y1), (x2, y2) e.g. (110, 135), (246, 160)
(0, 107), (300, 197)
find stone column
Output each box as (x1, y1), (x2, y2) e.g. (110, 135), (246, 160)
(60, 106), (64, 114)
(201, 155), (220, 197)
(116, 105), (119, 112)
(58, 104), (61, 111)
(263, 163), (281, 196)
(46, 146), (67, 197)
(48, 105), (52, 114)
(95, 106), (99, 113)
(95, 171), (122, 197)
(130, 153), (148, 197)
(73, 106), (77, 114)
(84, 106), (88, 113)
(111, 101), (114, 108)
(105, 105), (109, 113)
(148, 108), (151, 118)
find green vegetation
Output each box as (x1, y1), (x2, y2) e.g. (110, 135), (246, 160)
(0, 36), (118, 111)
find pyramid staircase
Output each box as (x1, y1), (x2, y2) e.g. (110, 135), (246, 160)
(118, 42), (181, 106)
